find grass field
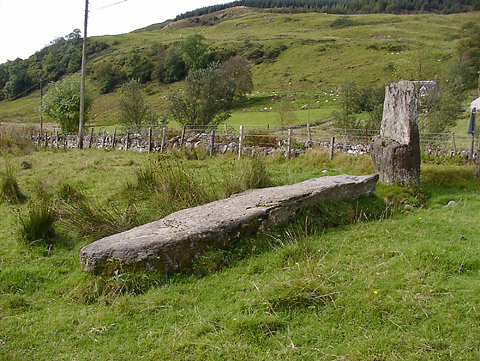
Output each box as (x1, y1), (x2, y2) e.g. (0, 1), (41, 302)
(0, 143), (479, 360)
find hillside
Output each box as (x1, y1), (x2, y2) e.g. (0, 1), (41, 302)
(0, 8), (478, 128)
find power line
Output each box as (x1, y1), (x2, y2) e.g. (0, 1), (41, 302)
(92, 0), (128, 11)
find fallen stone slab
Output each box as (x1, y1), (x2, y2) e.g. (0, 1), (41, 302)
(80, 174), (379, 274)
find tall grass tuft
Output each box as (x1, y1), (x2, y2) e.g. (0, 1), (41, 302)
(126, 158), (216, 216)
(59, 197), (145, 240)
(224, 156), (273, 197)
(56, 182), (86, 203)
(0, 162), (26, 204)
(0, 134), (34, 156)
(17, 200), (57, 245)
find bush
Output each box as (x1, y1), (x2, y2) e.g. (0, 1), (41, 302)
(17, 200), (57, 244)
(43, 76), (93, 133)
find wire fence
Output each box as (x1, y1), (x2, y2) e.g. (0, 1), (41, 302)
(1, 122), (477, 158)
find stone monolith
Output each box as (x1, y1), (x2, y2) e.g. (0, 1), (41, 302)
(80, 174), (379, 275)
(370, 80), (422, 185)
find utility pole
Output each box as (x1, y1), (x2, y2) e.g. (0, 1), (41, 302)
(40, 79), (43, 133)
(78, 0), (89, 149)
(477, 68), (480, 95)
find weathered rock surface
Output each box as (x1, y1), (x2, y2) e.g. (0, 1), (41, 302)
(370, 80), (422, 185)
(80, 174), (379, 274)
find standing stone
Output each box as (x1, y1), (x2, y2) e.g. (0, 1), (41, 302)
(370, 80), (421, 185)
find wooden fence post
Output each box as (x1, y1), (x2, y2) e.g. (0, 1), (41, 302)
(161, 127), (166, 153)
(56, 131), (59, 149)
(102, 130), (107, 149)
(88, 127), (94, 149)
(329, 136), (335, 161)
(148, 127), (152, 153)
(476, 133), (480, 179)
(238, 125), (244, 160)
(210, 129), (215, 156)
(37, 133), (41, 147)
(112, 128), (117, 149)
(307, 123), (312, 142)
(287, 128), (292, 160)
(44, 132), (48, 148)
(470, 132), (475, 160)
(224, 123), (228, 136)
(451, 132), (456, 154)
(63, 135), (67, 149)
(126, 129), (130, 151)
(180, 126), (186, 148)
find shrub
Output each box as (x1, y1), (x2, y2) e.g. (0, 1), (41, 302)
(17, 200), (57, 244)
(43, 76), (93, 133)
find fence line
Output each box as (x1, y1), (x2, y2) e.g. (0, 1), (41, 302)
(2, 123), (478, 160)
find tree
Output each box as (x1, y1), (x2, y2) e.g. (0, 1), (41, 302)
(3, 59), (32, 99)
(333, 79), (362, 130)
(276, 95), (296, 129)
(418, 58), (468, 133)
(181, 34), (208, 72)
(162, 49), (187, 84)
(357, 85), (385, 130)
(93, 61), (125, 94)
(118, 80), (158, 130)
(220, 55), (254, 103)
(43, 76), (93, 133)
(456, 21), (480, 80)
(125, 48), (154, 83)
(169, 63), (235, 127)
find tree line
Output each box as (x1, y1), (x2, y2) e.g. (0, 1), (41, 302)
(175, 0), (477, 20)
(0, 29), (109, 101)
(1, 30), (286, 101)
(91, 36), (286, 95)
(42, 34), (255, 132)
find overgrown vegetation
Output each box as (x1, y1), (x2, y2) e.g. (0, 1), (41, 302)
(332, 79), (384, 130)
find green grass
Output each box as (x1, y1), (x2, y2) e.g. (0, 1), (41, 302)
(1, 147), (479, 359)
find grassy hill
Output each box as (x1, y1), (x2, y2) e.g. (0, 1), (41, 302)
(0, 8), (478, 129)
